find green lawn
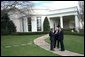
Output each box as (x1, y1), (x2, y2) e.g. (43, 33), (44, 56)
(1, 34), (58, 56)
(45, 35), (84, 54)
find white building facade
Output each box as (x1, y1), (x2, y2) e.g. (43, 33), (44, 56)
(8, 6), (83, 32)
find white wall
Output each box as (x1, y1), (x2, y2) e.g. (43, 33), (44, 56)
(41, 16), (46, 31)
(13, 19), (21, 32)
(49, 18), (54, 28)
(8, 6), (83, 32)
(9, 13), (21, 32)
(79, 19), (84, 29)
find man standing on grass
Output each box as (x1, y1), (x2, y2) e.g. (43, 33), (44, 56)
(49, 28), (55, 51)
(57, 26), (65, 51)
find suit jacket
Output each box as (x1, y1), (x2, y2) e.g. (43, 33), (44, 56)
(57, 30), (64, 40)
(49, 31), (55, 41)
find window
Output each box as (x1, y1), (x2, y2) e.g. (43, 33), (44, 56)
(28, 17), (31, 31)
(37, 17), (41, 31)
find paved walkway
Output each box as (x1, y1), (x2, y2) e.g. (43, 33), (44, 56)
(34, 34), (84, 56)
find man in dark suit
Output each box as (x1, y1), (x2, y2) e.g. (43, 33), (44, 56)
(57, 27), (65, 51)
(54, 27), (58, 48)
(49, 28), (55, 51)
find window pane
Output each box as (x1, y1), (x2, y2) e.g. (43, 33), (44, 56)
(37, 17), (41, 31)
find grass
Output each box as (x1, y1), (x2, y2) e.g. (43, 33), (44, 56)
(1, 34), (58, 56)
(45, 35), (84, 54)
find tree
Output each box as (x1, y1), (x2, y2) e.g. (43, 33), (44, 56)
(1, 10), (16, 34)
(1, 1), (33, 17)
(43, 17), (50, 32)
(77, 1), (84, 29)
(78, 1), (84, 19)
(1, 1), (34, 32)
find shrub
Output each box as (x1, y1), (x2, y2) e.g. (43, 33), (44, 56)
(43, 17), (50, 32)
(1, 10), (16, 35)
(7, 21), (16, 33)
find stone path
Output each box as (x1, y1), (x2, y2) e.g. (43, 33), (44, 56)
(34, 34), (84, 56)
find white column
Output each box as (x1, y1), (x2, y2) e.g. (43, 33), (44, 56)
(19, 19), (23, 32)
(75, 15), (79, 32)
(31, 17), (37, 32)
(60, 16), (63, 28)
(48, 17), (54, 29)
(41, 16), (44, 31)
(23, 17), (28, 32)
(41, 16), (44, 32)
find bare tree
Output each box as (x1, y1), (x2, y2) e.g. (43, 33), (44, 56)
(1, 1), (34, 32)
(1, 1), (34, 17)
(77, 1), (84, 29)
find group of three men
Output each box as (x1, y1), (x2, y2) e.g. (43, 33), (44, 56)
(49, 26), (65, 51)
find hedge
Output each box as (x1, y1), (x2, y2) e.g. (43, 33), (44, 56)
(1, 31), (49, 35)
(1, 31), (84, 36)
